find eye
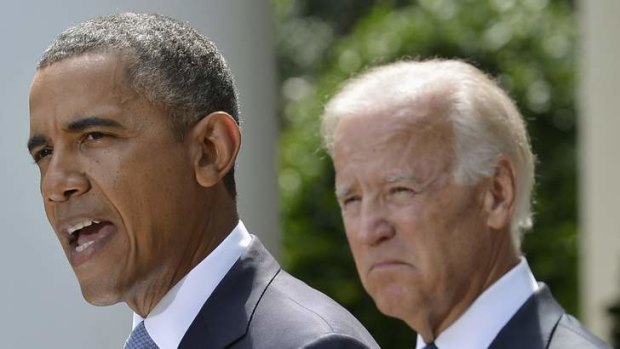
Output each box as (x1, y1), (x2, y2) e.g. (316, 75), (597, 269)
(32, 147), (53, 163)
(85, 132), (106, 141)
(342, 195), (361, 206)
(391, 186), (411, 193)
(389, 186), (416, 198)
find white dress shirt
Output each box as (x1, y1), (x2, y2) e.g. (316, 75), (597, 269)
(415, 258), (539, 349)
(130, 221), (252, 349)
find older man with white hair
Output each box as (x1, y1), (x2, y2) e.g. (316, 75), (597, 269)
(321, 59), (611, 349)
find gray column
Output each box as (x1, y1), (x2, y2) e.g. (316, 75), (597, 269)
(579, 0), (620, 342)
(0, 1), (277, 348)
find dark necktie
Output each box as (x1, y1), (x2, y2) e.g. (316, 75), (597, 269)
(423, 343), (439, 349)
(124, 321), (159, 349)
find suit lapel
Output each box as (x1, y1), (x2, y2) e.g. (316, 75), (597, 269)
(178, 237), (280, 348)
(488, 284), (565, 349)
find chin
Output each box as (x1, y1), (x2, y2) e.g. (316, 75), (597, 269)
(369, 282), (412, 318)
(80, 284), (122, 307)
(373, 293), (399, 317)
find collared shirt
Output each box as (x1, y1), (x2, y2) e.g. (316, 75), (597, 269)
(131, 221), (252, 349)
(415, 258), (539, 349)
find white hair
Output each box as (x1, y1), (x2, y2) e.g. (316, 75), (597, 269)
(321, 59), (535, 251)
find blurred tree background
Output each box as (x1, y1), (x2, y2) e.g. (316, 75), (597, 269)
(273, 0), (616, 347)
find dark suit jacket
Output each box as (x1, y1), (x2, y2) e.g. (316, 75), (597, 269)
(178, 236), (379, 349)
(489, 284), (611, 349)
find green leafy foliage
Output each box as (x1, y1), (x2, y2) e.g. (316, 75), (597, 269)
(275, 0), (580, 346)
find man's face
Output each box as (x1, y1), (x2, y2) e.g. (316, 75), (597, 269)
(29, 53), (207, 306)
(332, 110), (496, 329)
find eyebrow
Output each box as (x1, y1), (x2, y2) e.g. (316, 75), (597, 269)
(27, 135), (47, 153)
(27, 116), (124, 153)
(334, 173), (424, 198)
(384, 173), (422, 184)
(335, 185), (352, 201)
(66, 116), (123, 132)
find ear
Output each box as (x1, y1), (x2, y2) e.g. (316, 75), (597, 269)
(188, 112), (241, 188)
(484, 156), (516, 230)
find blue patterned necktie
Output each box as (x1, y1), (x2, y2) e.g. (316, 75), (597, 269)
(124, 321), (159, 349)
(423, 343), (438, 349)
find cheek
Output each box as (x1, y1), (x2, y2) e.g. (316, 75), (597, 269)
(395, 210), (446, 277)
(43, 203), (58, 229)
(342, 224), (368, 273)
(93, 166), (128, 206)
(343, 225), (362, 258)
(417, 210), (484, 283)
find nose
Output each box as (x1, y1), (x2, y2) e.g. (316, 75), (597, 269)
(356, 200), (395, 246)
(41, 152), (90, 203)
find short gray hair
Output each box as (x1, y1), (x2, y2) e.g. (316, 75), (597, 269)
(321, 59), (535, 250)
(38, 12), (239, 196)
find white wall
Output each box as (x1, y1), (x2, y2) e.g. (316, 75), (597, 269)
(579, 0), (620, 342)
(0, 1), (278, 347)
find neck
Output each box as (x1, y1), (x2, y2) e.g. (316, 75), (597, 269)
(126, 188), (239, 317)
(413, 233), (519, 343)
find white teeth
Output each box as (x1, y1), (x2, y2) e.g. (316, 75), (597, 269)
(67, 219), (100, 235)
(76, 240), (95, 252)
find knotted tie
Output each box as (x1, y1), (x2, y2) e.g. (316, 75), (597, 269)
(124, 321), (159, 349)
(423, 343), (438, 349)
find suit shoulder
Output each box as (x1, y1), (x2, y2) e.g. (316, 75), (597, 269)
(300, 333), (381, 349)
(246, 269), (379, 348)
(549, 314), (612, 349)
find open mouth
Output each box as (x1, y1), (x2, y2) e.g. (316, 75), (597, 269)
(67, 219), (111, 253)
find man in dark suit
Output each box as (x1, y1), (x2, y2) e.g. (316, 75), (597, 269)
(320, 59), (611, 349)
(27, 13), (378, 349)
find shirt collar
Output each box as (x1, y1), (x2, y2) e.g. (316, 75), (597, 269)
(131, 221), (252, 349)
(416, 257), (539, 349)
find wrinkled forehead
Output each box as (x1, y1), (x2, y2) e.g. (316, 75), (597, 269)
(333, 101), (455, 152)
(331, 109), (457, 195)
(331, 112), (457, 195)
(28, 53), (139, 137)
